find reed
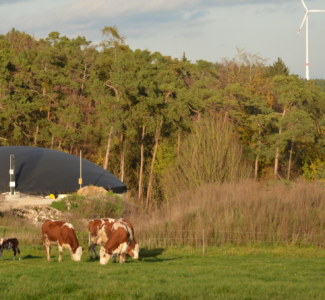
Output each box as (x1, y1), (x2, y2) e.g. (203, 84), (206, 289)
(1, 180), (325, 248)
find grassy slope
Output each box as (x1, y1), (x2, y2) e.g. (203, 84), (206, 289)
(0, 246), (325, 300)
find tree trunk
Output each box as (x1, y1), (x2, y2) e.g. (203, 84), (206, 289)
(51, 136), (54, 148)
(274, 147), (280, 180)
(254, 155), (259, 181)
(146, 124), (161, 209)
(80, 63), (87, 100)
(103, 126), (114, 170)
(222, 111), (229, 129)
(120, 133), (124, 182)
(138, 125), (145, 203)
(34, 125), (39, 145)
(177, 123), (181, 156)
(254, 124), (261, 181)
(274, 110), (287, 180)
(58, 140), (61, 151)
(84, 101), (91, 146)
(287, 136), (295, 181)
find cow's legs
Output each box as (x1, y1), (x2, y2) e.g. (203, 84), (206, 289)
(112, 253), (117, 263)
(90, 244), (98, 259)
(90, 244), (99, 259)
(119, 254), (126, 263)
(17, 247), (21, 260)
(93, 245), (99, 259)
(13, 248), (16, 260)
(90, 244), (93, 259)
(0, 249), (3, 259)
(58, 245), (63, 262)
(45, 245), (51, 261)
(43, 235), (51, 262)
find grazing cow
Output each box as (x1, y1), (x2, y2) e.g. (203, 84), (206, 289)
(88, 219), (106, 259)
(99, 220), (133, 265)
(88, 218), (139, 261)
(42, 220), (84, 262)
(0, 238), (21, 260)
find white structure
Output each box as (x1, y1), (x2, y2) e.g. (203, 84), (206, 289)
(296, 0), (325, 80)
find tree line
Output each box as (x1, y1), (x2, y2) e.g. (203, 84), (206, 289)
(1, 28), (325, 207)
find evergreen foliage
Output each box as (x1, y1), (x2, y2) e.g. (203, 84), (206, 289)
(266, 57), (290, 76)
(313, 79), (325, 92)
(1, 28), (325, 206)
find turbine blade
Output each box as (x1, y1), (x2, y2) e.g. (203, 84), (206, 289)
(301, 0), (308, 10)
(297, 13), (307, 37)
(308, 10), (325, 12)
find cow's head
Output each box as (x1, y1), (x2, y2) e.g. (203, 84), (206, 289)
(0, 238), (3, 250)
(127, 243), (140, 259)
(99, 247), (113, 265)
(71, 247), (84, 261)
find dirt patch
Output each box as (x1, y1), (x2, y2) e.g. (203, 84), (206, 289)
(0, 193), (60, 212)
(77, 186), (107, 197)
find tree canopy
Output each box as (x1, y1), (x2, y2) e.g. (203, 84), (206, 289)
(1, 27), (325, 207)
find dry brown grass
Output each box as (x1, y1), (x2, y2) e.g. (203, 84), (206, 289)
(0, 212), (41, 245)
(161, 118), (251, 201)
(126, 179), (325, 248)
(1, 180), (325, 249)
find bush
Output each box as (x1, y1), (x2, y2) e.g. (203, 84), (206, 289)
(162, 117), (251, 199)
(48, 192), (124, 219)
(50, 199), (67, 211)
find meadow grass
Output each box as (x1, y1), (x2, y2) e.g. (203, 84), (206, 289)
(0, 245), (325, 300)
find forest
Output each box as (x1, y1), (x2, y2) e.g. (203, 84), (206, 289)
(1, 27), (325, 208)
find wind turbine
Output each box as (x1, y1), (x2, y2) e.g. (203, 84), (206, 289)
(296, 0), (325, 80)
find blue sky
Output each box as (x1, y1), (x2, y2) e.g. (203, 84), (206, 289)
(0, 0), (324, 78)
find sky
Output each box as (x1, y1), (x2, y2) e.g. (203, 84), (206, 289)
(0, 0), (324, 79)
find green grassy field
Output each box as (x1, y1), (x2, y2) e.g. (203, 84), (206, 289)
(0, 245), (325, 300)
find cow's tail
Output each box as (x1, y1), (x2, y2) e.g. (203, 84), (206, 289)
(126, 225), (132, 247)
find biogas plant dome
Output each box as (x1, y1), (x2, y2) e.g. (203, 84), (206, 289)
(0, 146), (126, 195)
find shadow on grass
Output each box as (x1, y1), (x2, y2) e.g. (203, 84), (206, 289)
(85, 257), (101, 263)
(84, 248), (169, 263)
(138, 248), (178, 263)
(141, 257), (176, 263)
(140, 248), (165, 258)
(23, 255), (42, 260)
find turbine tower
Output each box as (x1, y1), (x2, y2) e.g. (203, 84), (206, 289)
(296, 0), (325, 80)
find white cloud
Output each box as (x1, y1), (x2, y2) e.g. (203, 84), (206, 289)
(0, 0), (31, 5)
(0, 0), (324, 78)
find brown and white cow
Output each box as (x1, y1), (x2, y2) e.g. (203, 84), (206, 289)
(0, 238), (21, 260)
(88, 218), (139, 261)
(99, 220), (133, 265)
(42, 220), (84, 262)
(88, 218), (106, 259)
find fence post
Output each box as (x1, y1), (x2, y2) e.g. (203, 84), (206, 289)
(202, 229), (205, 255)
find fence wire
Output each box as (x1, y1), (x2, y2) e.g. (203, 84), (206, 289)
(1, 227), (325, 249)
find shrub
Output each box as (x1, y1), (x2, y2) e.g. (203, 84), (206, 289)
(50, 199), (67, 211)
(162, 117), (251, 200)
